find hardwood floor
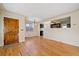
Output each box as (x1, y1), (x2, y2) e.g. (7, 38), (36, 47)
(0, 36), (79, 56)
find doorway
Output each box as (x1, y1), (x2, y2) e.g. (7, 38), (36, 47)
(4, 17), (19, 45)
(40, 31), (43, 36)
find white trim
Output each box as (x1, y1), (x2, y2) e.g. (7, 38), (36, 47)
(44, 36), (79, 47)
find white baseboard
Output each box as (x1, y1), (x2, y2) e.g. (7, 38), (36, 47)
(43, 36), (79, 47)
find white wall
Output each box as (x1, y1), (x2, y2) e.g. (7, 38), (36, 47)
(25, 22), (40, 37)
(0, 10), (25, 46)
(43, 10), (79, 47)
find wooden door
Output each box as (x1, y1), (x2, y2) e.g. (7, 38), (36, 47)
(4, 17), (19, 45)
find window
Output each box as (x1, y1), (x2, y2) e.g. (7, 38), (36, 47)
(26, 23), (33, 31)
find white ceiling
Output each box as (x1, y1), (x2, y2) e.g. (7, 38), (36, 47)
(1, 3), (79, 22)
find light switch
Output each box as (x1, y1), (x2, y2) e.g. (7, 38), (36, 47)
(21, 29), (23, 31)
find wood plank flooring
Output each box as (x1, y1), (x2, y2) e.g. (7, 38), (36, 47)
(0, 36), (79, 56)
